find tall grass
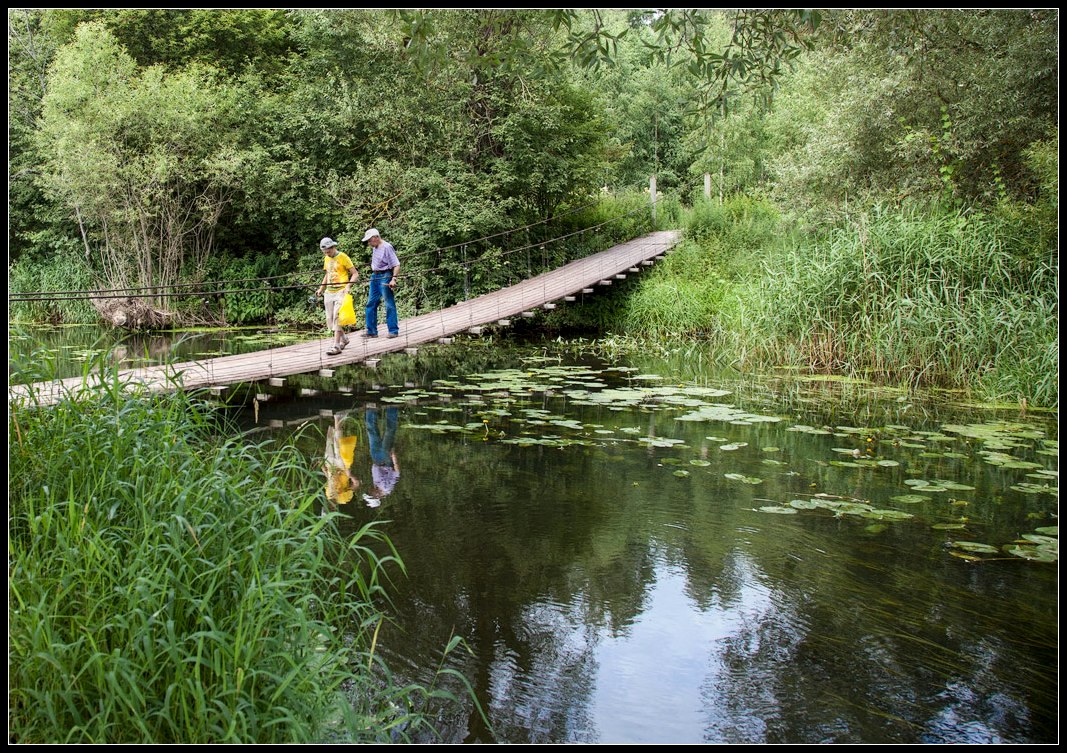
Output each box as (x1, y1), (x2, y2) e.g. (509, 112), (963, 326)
(744, 205), (1058, 405)
(619, 195), (1058, 408)
(618, 195), (783, 350)
(8, 352), (475, 743)
(9, 252), (99, 324)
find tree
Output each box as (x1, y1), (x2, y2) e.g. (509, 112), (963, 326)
(36, 22), (251, 321)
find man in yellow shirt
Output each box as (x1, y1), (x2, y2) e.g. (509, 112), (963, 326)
(315, 237), (358, 355)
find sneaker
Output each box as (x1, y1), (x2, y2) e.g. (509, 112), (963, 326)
(341, 334), (350, 345)
(387, 333), (399, 339)
(362, 333), (378, 339)
(327, 346), (343, 355)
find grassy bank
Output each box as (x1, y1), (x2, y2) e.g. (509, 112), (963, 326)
(618, 196), (1058, 408)
(8, 358), (467, 743)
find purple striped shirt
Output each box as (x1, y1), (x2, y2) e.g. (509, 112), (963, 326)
(371, 240), (399, 272)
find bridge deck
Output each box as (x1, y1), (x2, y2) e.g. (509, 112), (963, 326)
(10, 230), (679, 406)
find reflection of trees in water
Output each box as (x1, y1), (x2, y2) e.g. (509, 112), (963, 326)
(371, 424), (661, 742)
(693, 533), (1058, 744)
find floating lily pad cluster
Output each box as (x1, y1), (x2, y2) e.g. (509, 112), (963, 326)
(405, 365), (787, 452)
(758, 494), (914, 520)
(1006, 527), (1058, 562)
(398, 362), (1056, 565)
(947, 526), (1058, 563)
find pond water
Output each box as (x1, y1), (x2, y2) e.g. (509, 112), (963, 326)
(240, 343), (1057, 744)
(10, 327), (1058, 743)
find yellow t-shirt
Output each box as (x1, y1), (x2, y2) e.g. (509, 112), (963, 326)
(323, 252), (356, 293)
(324, 432), (358, 504)
(338, 435), (357, 468)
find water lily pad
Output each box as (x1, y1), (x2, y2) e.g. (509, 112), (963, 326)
(891, 494), (930, 504)
(639, 436), (686, 448)
(761, 447), (780, 453)
(1034, 526), (1058, 536)
(1006, 545), (1057, 562)
(861, 509), (914, 520)
(951, 541), (999, 554)
(788, 425), (832, 435)
(789, 499), (820, 510)
(932, 523), (967, 530)
(1010, 483), (1057, 495)
(676, 404), (781, 424)
(673, 470), (690, 477)
(1021, 534), (1058, 547)
(876, 460), (901, 467)
(689, 459), (712, 467)
(720, 443), (747, 451)
(933, 480), (976, 491)
(758, 506), (797, 514)
(724, 473), (762, 484)
(979, 451), (1044, 470)
(903, 479), (948, 492)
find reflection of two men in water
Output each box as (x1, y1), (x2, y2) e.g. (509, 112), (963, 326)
(323, 407), (400, 510)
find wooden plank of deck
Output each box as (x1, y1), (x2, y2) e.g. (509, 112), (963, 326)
(10, 230), (678, 406)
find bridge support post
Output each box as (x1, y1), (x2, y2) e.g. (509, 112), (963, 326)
(650, 175), (657, 227)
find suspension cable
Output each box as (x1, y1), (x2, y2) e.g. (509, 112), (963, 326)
(10, 205), (648, 303)
(9, 199), (605, 300)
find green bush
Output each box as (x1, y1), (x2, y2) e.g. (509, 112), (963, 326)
(9, 238), (99, 324)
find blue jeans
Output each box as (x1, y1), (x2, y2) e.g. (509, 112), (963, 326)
(366, 407), (398, 466)
(365, 272), (398, 336)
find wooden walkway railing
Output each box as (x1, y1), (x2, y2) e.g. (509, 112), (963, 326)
(10, 230), (679, 407)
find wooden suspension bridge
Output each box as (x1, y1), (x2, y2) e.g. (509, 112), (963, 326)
(10, 230), (679, 407)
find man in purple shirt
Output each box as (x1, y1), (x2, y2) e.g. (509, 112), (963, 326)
(361, 227), (401, 338)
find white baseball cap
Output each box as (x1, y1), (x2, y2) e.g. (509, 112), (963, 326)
(361, 228), (380, 243)
(320, 237), (338, 249)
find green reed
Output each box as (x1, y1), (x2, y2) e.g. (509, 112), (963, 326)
(620, 197), (1057, 408)
(8, 349), (476, 743)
